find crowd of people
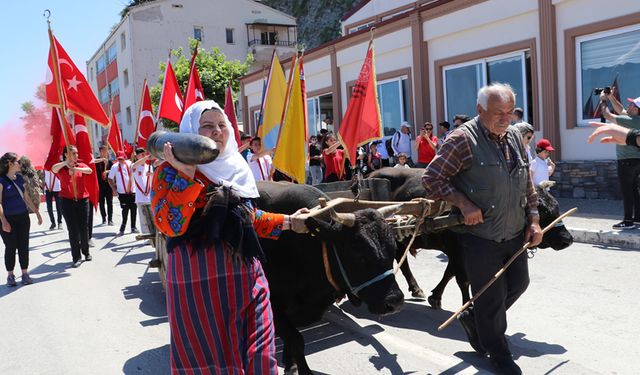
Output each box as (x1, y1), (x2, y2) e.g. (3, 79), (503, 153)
(2, 81), (640, 374)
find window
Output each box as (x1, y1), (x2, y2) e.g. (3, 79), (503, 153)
(120, 32), (126, 51)
(96, 55), (106, 73)
(443, 51), (532, 123)
(99, 87), (109, 104)
(194, 27), (203, 42)
(377, 77), (410, 136)
(260, 31), (277, 45)
(253, 109), (261, 131)
(107, 43), (117, 64)
(576, 25), (640, 124)
(306, 93), (333, 135)
(123, 69), (129, 88)
(349, 22), (375, 34)
(126, 107), (132, 127)
(108, 79), (119, 97)
(226, 28), (234, 44)
(90, 67), (94, 81)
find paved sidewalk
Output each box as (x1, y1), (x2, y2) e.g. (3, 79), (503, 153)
(557, 198), (640, 249)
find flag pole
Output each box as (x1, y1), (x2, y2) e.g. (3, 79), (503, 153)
(133, 78), (147, 149)
(46, 12), (78, 198)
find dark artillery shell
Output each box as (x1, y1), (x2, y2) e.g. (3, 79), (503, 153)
(147, 131), (220, 165)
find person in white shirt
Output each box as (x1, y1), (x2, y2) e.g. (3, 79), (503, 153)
(530, 138), (556, 187)
(108, 151), (138, 235)
(393, 153), (411, 169)
(131, 148), (153, 235)
(43, 169), (63, 230)
(246, 137), (273, 182)
(391, 122), (413, 166)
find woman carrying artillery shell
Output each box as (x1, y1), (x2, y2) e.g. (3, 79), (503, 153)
(151, 100), (308, 374)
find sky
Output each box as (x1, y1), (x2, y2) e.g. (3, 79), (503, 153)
(0, 1), (126, 156)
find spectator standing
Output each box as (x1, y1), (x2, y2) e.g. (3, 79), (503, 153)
(322, 132), (345, 182)
(52, 146), (93, 268)
(438, 121), (452, 143)
(0, 152), (42, 286)
(391, 122), (413, 166)
(131, 148), (153, 235)
(239, 133), (252, 161)
(18, 156), (42, 214)
(394, 153), (411, 169)
(43, 168), (63, 230)
(308, 135), (323, 185)
(530, 139), (556, 186)
(453, 114), (471, 129)
(367, 142), (383, 174)
(416, 122), (438, 168)
(513, 122), (535, 162)
(246, 137), (273, 182)
(423, 84), (542, 374)
(602, 93), (640, 230)
(376, 138), (390, 167)
(108, 151), (138, 236)
(94, 145), (114, 225)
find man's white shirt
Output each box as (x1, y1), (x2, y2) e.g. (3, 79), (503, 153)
(108, 160), (136, 195)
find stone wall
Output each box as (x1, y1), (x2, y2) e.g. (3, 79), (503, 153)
(550, 160), (621, 200)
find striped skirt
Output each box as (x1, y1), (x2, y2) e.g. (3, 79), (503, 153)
(166, 241), (277, 375)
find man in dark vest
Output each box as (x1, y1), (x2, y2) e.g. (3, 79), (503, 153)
(422, 83), (542, 375)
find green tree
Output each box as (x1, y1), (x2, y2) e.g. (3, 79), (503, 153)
(150, 39), (254, 129)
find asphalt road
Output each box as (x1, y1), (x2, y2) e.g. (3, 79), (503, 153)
(1, 209), (638, 374)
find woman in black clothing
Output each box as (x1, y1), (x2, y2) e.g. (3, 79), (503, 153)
(0, 152), (42, 286)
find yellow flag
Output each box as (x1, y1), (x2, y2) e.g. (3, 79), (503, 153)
(257, 52), (287, 149)
(272, 54), (307, 183)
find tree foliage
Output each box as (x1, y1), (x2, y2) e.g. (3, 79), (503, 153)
(150, 39), (254, 128)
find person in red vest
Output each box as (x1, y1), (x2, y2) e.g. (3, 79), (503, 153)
(416, 121), (439, 168)
(52, 146), (94, 268)
(322, 132), (345, 182)
(108, 151), (137, 236)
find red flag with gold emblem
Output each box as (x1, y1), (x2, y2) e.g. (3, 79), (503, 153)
(46, 32), (109, 125)
(337, 40), (382, 164)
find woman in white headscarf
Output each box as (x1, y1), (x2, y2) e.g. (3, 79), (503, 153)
(151, 100), (307, 375)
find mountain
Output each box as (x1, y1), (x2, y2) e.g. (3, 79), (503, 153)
(259, 0), (359, 50)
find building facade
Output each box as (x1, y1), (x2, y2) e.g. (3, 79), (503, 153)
(239, 0), (640, 199)
(86, 0), (297, 146)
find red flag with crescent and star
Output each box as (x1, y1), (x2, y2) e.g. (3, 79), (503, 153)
(107, 105), (124, 154)
(136, 80), (155, 149)
(45, 33), (109, 125)
(44, 108), (75, 170)
(73, 115), (99, 208)
(182, 47), (204, 116)
(224, 84), (241, 147)
(157, 59), (184, 124)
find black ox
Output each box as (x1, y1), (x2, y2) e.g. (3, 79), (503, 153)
(368, 167), (574, 308)
(256, 181), (404, 375)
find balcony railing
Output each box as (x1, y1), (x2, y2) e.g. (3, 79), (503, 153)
(248, 39), (297, 47)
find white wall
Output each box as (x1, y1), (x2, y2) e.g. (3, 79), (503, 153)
(554, 0), (639, 160)
(341, 0), (415, 33)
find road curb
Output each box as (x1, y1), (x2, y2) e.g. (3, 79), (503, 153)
(567, 227), (640, 250)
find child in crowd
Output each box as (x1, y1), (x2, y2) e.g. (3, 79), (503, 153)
(394, 153), (410, 169)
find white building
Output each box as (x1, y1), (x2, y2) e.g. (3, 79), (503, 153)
(239, 0), (640, 199)
(86, 0), (297, 145)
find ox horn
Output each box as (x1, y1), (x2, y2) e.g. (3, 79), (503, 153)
(330, 209), (356, 227)
(377, 203), (403, 218)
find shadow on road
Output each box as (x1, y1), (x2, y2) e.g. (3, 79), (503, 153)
(123, 344), (170, 375)
(122, 266), (167, 326)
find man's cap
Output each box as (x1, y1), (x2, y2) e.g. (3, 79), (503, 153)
(401, 121), (411, 128)
(135, 148), (145, 155)
(627, 97), (640, 107)
(116, 151), (127, 159)
(536, 138), (555, 152)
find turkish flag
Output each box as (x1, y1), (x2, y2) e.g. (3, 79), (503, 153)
(157, 59), (184, 124)
(74, 115), (99, 208)
(337, 40), (383, 164)
(124, 140), (134, 158)
(44, 108), (76, 170)
(224, 84), (241, 147)
(183, 47), (204, 115)
(136, 80), (155, 149)
(46, 32), (109, 125)
(107, 106), (124, 154)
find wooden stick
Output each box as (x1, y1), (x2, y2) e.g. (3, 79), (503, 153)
(437, 207), (578, 331)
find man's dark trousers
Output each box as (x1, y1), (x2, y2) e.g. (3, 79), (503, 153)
(458, 232), (529, 357)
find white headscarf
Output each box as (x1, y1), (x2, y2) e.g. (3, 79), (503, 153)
(179, 100), (259, 198)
